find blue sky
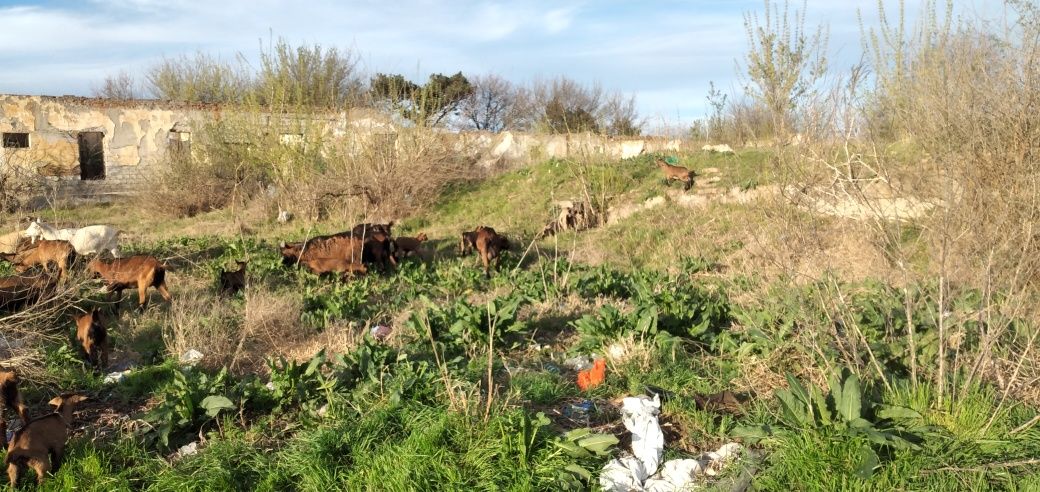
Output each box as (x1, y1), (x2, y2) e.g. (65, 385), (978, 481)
(0, 0), (1002, 129)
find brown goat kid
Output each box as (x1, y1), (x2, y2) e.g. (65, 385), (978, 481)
(8, 240), (75, 280)
(5, 394), (87, 487)
(299, 258), (368, 280)
(88, 256), (172, 310)
(219, 260), (247, 295)
(394, 233), (428, 259)
(655, 159), (694, 191)
(474, 226), (511, 278)
(73, 309), (108, 370)
(459, 230), (478, 256)
(0, 370), (29, 448)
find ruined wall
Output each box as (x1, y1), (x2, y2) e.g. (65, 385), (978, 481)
(0, 95), (208, 197)
(0, 94), (687, 201)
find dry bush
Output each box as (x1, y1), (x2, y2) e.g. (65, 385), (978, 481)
(0, 275), (96, 382)
(767, 0), (1040, 412)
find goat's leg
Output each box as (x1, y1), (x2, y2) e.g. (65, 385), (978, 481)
(0, 417), (7, 448)
(30, 457), (48, 485)
(7, 462), (19, 488)
(157, 281), (172, 301)
(481, 252), (491, 278)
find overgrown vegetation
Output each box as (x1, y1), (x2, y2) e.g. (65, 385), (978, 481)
(4, 0), (1039, 490)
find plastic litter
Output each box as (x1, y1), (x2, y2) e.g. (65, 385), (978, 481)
(179, 349), (204, 366)
(599, 394), (743, 492)
(577, 359), (607, 391)
(174, 441), (199, 460)
(370, 324), (392, 341)
(103, 370), (131, 385)
(563, 354), (592, 371)
(563, 400), (594, 421)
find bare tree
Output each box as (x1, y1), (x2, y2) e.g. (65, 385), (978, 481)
(92, 70), (137, 100)
(601, 91), (642, 136)
(460, 74), (527, 132)
(532, 76), (604, 134)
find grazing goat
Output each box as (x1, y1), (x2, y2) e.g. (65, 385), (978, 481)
(5, 393), (87, 488)
(299, 258), (368, 280)
(280, 235), (365, 267)
(459, 230), (478, 256)
(351, 221), (394, 237)
(474, 226), (511, 278)
(655, 159), (694, 191)
(73, 309), (108, 370)
(362, 231), (397, 270)
(8, 240), (75, 280)
(23, 219), (121, 257)
(87, 256), (172, 309)
(0, 370), (29, 449)
(394, 233), (428, 259)
(219, 260), (247, 295)
(0, 275), (55, 312)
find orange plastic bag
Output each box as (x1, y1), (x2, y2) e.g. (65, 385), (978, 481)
(577, 359), (607, 391)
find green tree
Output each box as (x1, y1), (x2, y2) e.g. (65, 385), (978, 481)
(369, 72), (473, 126)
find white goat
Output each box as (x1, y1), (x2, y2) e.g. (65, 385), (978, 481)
(23, 219), (122, 257)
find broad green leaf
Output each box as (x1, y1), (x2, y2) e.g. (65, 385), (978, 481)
(200, 395), (235, 418)
(856, 446), (880, 479)
(563, 428), (593, 441)
(838, 373), (862, 422)
(564, 464), (592, 481)
(577, 433), (619, 455)
(730, 424), (772, 441)
(555, 440), (592, 458)
(877, 405), (923, 422)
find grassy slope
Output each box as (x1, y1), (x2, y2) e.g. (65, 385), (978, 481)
(5, 149), (1040, 491)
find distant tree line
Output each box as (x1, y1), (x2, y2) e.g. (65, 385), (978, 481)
(93, 38), (643, 136)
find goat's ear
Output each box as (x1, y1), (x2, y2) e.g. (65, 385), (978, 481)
(48, 396), (62, 407)
(68, 394), (88, 405)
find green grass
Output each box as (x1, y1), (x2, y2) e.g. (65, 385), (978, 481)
(3, 151), (1038, 491)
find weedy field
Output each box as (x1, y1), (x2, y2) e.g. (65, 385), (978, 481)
(0, 148), (1037, 491)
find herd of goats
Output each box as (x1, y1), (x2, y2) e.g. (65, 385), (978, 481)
(0, 157), (695, 487)
(0, 217), (513, 487)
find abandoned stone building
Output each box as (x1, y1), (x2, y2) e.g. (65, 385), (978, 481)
(0, 95), (210, 197)
(0, 93), (683, 203)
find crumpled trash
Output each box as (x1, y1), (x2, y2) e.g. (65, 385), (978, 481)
(265, 381), (276, 391)
(179, 349), (204, 366)
(277, 209), (293, 223)
(600, 394), (743, 492)
(577, 359), (607, 391)
(174, 441), (199, 460)
(563, 400), (594, 421)
(563, 355), (592, 371)
(103, 370), (132, 385)
(370, 324), (392, 341)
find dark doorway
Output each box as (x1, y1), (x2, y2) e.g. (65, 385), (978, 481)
(78, 132), (105, 180)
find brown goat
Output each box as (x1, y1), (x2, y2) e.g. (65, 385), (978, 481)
(0, 370), (29, 449)
(280, 235), (364, 266)
(351, 221), (394, 237)
(73, 309), (108, 370)
(459, 230), (478, 256)
(87, 256), (172, 309)
(394, 233), (428, 259)
(474, 227), (511, 278)
(362, 231), (397, 270)
(0, 275), (55, 312)
(5, 393), (87, 487)
(219, 260), (247, 295)
(655, 159), (694, 191)
(299, 258), (368, 280)
(9, 240), (75, 280)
